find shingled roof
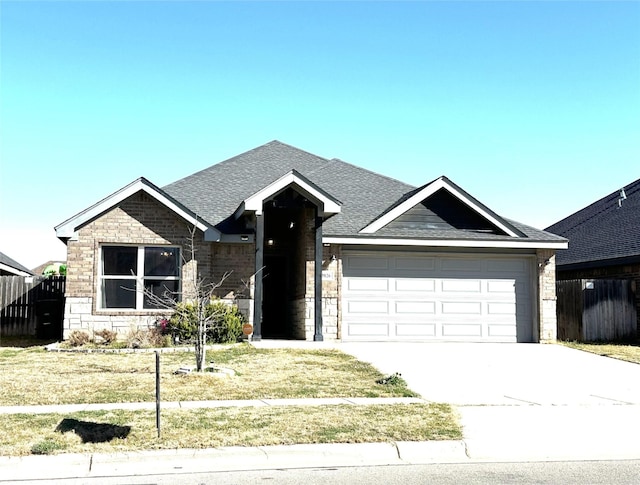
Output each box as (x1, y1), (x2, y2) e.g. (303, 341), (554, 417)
(0, 251), (33, 276)
(545, 178), (640, 268)
(164, 140), (564, 244)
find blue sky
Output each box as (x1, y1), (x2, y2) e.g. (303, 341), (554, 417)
(1, 1), (639, 268)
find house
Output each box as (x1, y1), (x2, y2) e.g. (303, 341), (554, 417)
(55, 141), (566, 343)
(0, 251), (34, 276)
(546, 178), (640, 337)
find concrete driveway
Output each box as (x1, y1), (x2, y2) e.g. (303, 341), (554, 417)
(338, 342), (640, 460)
(338, 342), (640, 406)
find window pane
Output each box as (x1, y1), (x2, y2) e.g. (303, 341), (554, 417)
(143, 280), (179, 309)
(103, 247), (137, 276)
(144, 247), (179, 276)
(102, 280), (136, 308)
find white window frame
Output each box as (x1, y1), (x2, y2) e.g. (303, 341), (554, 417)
(98, 245), (181, 311)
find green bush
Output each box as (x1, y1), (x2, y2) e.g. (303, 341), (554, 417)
(31, 438), (66, 455)
(168, 300), (245, 344)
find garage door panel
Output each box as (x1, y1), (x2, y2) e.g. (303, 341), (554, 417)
(488, 280), (515, 293)
(395, 301), (436, 314)
(487, 259), (527, 273)
(342, 251), (533, 342)
(441, 323), (482, 337)
(395, 279), (435, 292)
(441, 258), (482, 272)
(347, 323), (390, 337)
(395, 257), (435, 271)
(347, 300), (389, 314)
(346, 256), (389, 271)
(442, 279), (481, 292)
(441, 301), (482, 315)
(396, 323), (437, 337)
(347, 279), (389, 292)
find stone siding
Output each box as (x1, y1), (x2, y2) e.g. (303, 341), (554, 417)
(536, 249), (558, 342)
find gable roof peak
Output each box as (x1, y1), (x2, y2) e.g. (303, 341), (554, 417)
(360, 175), (525, 237)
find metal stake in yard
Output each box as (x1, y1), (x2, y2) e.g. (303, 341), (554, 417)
(155, 350), (161, 438)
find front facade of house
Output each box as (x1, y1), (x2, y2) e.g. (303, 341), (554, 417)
(56, 142), (567, 343)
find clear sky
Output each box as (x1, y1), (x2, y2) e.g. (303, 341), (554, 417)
(1, 1), (639, 269)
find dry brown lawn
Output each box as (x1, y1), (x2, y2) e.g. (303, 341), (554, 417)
(561, 341), (640, 364)
(0, 403), (461, 456)
(0, 344), (417, 406)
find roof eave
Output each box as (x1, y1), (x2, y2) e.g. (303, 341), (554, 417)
(323, 236), (568, 250)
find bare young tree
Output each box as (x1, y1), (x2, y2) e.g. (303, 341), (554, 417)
(142, 224), (232, 372)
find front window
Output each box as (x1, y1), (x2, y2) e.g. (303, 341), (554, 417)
(100, 246), (180, 310)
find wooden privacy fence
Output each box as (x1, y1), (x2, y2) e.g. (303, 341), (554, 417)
(0, 276), (66, 338)
(557, 279), (637, 342)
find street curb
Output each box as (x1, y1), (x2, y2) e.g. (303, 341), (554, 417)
(0, 441), (469, 481)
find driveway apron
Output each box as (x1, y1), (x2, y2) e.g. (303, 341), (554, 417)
(338, 342), (640, 460)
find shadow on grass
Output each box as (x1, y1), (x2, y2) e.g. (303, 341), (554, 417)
(56, 418), (131, 443)
(0, 337), (58, 348)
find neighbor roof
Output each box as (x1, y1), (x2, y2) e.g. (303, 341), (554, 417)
(546, 178), (640, 268)
(0, 251), (33, 276)
(164, 141), (565, 247)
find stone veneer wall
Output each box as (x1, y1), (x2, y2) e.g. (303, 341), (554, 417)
(536, 249), (558, 342)
(63, 192), (215, 338)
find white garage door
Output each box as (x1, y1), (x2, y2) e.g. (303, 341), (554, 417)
(341, 251), (534, 342)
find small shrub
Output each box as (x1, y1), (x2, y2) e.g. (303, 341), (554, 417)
(208, 301), (244, 344)
(94, 328), (118, 345)
(68, 330), (91, 347)
(31, 438), (66, 455)
(376, 372), (405, 386)
(168, 300), (245, 344)
(125, 326), (170, 349)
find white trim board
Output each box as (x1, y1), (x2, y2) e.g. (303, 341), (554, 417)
(323, 237), (568, 250)
(55, 178), (221, 242)
(237, 170), (341, 217)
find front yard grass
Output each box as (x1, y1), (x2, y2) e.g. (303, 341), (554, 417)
(560, 341), (640, 364)
(0, 403), (461, 456)
(0, 343), (461, 456)
(0, 344), (417, 406)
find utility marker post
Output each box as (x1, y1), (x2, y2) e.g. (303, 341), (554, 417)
(155, 350), (161, 438)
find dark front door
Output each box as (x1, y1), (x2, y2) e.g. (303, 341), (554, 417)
(262, 254), (290, 338)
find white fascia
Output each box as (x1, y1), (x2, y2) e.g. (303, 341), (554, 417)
(0, 263), (32, 276)
(323, 237), (568, 250)
(360, 178), (520, 237)
(238, 171), (341, 217)
(55, 179), (221, 242)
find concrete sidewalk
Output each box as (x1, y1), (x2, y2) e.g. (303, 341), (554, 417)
(0, 441), (468, 482)
(0, 396), (426, 415)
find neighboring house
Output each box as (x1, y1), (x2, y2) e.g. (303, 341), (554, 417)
(0, 251), (34, 276)
(32, 261), (67, 276)
(55, 141), (566, 343)
(546, 178), (640, 336)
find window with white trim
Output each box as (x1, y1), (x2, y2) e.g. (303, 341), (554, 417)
(100, 246), (180, 310)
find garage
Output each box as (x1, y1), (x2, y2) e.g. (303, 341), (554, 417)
(341, 250), (535, 342)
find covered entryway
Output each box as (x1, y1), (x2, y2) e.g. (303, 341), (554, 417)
(341, 250), (534, 342)
(244, 170), (342, 341)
